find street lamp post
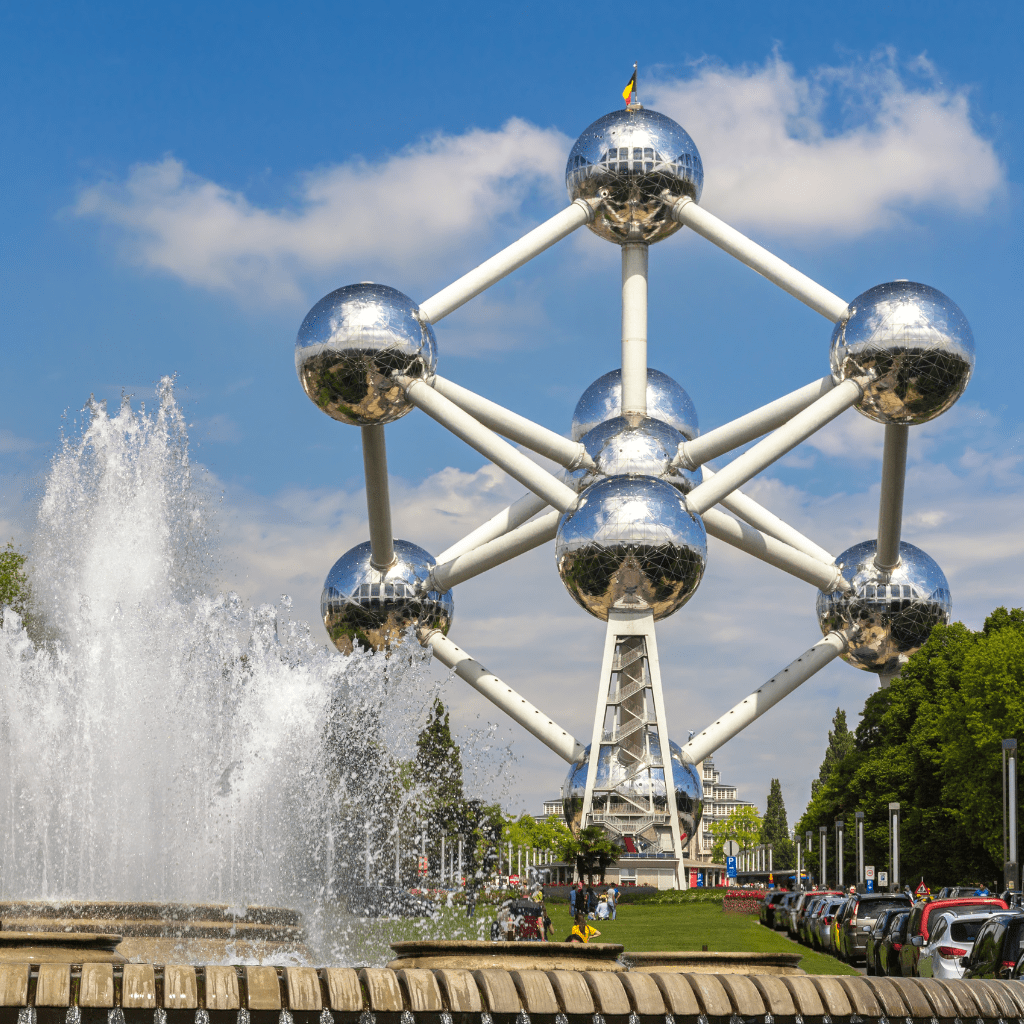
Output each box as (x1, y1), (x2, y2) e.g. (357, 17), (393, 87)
(1004, 739), (1018, 891)
(796, 840), (802, 890)
(819, 825), (828, 889)
(889, 802), (901, 892)
(805, 830), (813, 885)
(835, 819), (845, 889)
(855, 811), (865, 887)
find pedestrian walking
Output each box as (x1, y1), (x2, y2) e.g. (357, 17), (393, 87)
(606, 883), (618, 920)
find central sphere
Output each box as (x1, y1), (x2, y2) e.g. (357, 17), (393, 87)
(571, 367), (699, 441)
(562, 740), (704, 847)
(566, 108), (703, 244)
(556, 475), (707, 621)
(322, 539), (453, 654)
(816, 539), (952, 674)
(295, 283), (437, 426)
(830, 281), (975, 425)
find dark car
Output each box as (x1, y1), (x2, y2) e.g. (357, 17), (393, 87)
(774, 892), (799, 930)
(899, 897), (1008, 976)
(865, 909), (903, 975)
(797, 896), (824, 945)
(965, 912), (1024, 979)
(787, 891), (816, 937)
(880, 909), (911, 976)
(759, 890), (788, 929)
(836, 891), (914, 964)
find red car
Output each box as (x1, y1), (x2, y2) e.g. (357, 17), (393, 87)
(899, 897), (1008, 976)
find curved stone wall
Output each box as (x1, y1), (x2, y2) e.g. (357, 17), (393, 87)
(0, 963), (1022, 1023)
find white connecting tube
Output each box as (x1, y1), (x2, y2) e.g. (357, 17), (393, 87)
(680, 630), (851, 765)
(397, 376), (579, 513)
(686, 376), (870, 516)
(702, 466), (835, 564)
(420, 628), (585, 763)
(427, 509), (560, 593)
(875, 423), (910, 571)
(361, 425), (397, 570)
(431, 375), (592, 471)
(677, 375), (836, 470)
(417, 199), (599, 324)
(702, 508), (848, 593)
(621, 242), (648, 418)
(664, 195), (850, 322)
(436, 490), (549, 565)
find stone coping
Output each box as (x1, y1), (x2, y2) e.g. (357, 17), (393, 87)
(0, 962), (1019, 1021)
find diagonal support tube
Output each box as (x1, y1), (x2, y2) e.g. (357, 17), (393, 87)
(677, 375), (836, 471)
(680, 630), (852, 765)
(417, 199), (599, 324)
(664, 195), (850, 322)
(875, 423), (910, 572)
(703, 508), (848, 593)
(398, 375), (579, 513)
(432, 375), (592, 471)
(436, 490), (549, 565)
(419, 627), (585, 763)
(361, 425), (396, 570)
(702, 466), (835, 564)
(427, 509), (560, 593)
(686, 376), (870, 515)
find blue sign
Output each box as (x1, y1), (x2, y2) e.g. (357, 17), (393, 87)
(726, 856), (737, 878)
(866, 879), (874, 892)
(697, 872), (704, 887)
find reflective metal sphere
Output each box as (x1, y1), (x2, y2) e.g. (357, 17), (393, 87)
(566, 108), (703, 244)
(816, 539), (952, 674)
(556, 475), (707, 621)
(296, 283), (437, 426)
(831, 281), (975, 425)
(571, 368), (699, 441)
(321, 539), (453, 654)
(565, 416), (699, 493)
(561, 739), (704, 845)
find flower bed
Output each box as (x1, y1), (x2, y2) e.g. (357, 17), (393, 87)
(723, 887), (767, 914)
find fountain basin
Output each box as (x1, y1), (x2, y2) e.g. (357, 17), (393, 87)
(0, 932), (125, 965)
(388, 939), (626, 972)
(620, 950), (804, 975)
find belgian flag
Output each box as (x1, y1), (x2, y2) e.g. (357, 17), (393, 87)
(622, 65), (637, 106)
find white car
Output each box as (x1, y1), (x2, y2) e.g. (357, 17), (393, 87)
(918, 911), (994, 979)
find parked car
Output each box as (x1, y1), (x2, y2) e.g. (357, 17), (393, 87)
(797, 896), (825, 945)
(774, 891), (799, 930)
(787, 891), (816, 937)
(836, 891), (914, 964)
(865, 908), (903, 975)
(816, 896), (846, 953)
(919, 911), (995, 979)
(963, 912), (1024, 979)
(759, 890), (789, 929)
(899, 897), (1008, 976)
(879, 910), (911, 976)
(830, 896), (855, 955)
(936, 886), (992, 900)
(1000, 890), (1024, 908)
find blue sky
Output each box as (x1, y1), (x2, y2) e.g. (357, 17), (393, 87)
(2, 1), (1022, 820)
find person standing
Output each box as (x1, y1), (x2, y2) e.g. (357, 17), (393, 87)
(569, 883), (578, 916)
(606, 883), (618, 920)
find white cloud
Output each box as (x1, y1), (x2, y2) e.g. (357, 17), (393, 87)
(646, 51), (1003, 236)
(73, 53), (1003, 304)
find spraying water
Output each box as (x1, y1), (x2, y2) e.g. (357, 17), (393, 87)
(0, 380), (482, 962)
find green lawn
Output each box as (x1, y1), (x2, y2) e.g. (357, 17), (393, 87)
(338, 900), (857, 975)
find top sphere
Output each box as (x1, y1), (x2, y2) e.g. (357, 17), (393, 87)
(295, 283), (437, 426)
(830, 281), (975, 425)
(566, 108), (703, 244)
(571, 368), (699, 441)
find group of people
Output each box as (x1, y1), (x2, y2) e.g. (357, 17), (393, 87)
(489, 881), (619, 943)
(569, 881), (618, 921)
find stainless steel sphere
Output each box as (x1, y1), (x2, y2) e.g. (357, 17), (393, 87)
(571, 367), (699, 441)
(565, 416), (699, 493)
(566, 108), (703, 244)
(830, 281), (975, 425)
(321, 539), (453, 654)
(561, 740), (704, 845)
(816, 539), (952, 674)
(556, 475), (706, 621)
(295, 283), (437, 426)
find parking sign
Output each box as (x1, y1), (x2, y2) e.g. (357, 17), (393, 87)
(878, 871), (888, 887)
(726, 856), (737, 878)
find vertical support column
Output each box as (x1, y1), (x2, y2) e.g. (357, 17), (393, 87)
(875, 424), (910, 571)
(889, 802), (901, 892)
(361, 425), (397, 570)
(1004, 739), (1018, 891)
(835, 819), (845, 888)
(621, 242), (649, 421)
(856, 811), (865, 887)
(819, 826), (828, 889)
(796, 841), (802, 890)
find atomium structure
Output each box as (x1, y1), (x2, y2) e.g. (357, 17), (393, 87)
(294, 88), (974, 887)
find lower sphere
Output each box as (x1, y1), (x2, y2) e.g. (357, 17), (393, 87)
(561, 740), (703, 848)
(321, 539), (453, 654)
(816, 539), (951, 674)
(556, 474), (707, 621)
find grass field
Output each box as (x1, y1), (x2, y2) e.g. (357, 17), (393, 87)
(341, 899), (858, 975)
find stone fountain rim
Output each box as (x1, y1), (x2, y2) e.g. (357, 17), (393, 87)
(0, 932), (123, 946)
(390, 940), (624, 957)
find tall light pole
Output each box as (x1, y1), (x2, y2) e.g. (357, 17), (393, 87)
(796, 839), (802, 890)
(805, 830), (813, 885)
(855, 811), (865, 888)
(819, 825), (828, 889)
(835, 818), (845, 889)
(1004, 739), (1018, 891)
(889, 802), (901, 892)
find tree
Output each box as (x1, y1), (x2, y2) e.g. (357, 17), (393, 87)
(413, 698), (464, 828)
(709, 805), (762, 861)
(811, 708), (855, 797)
(760, 779), (795, 870)
(0, 541), (29, 619)
(554, 825), (620, 884)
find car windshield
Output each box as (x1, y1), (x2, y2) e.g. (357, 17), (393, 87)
(859, 898), (911, 915)
(949, 920), (985, 941)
